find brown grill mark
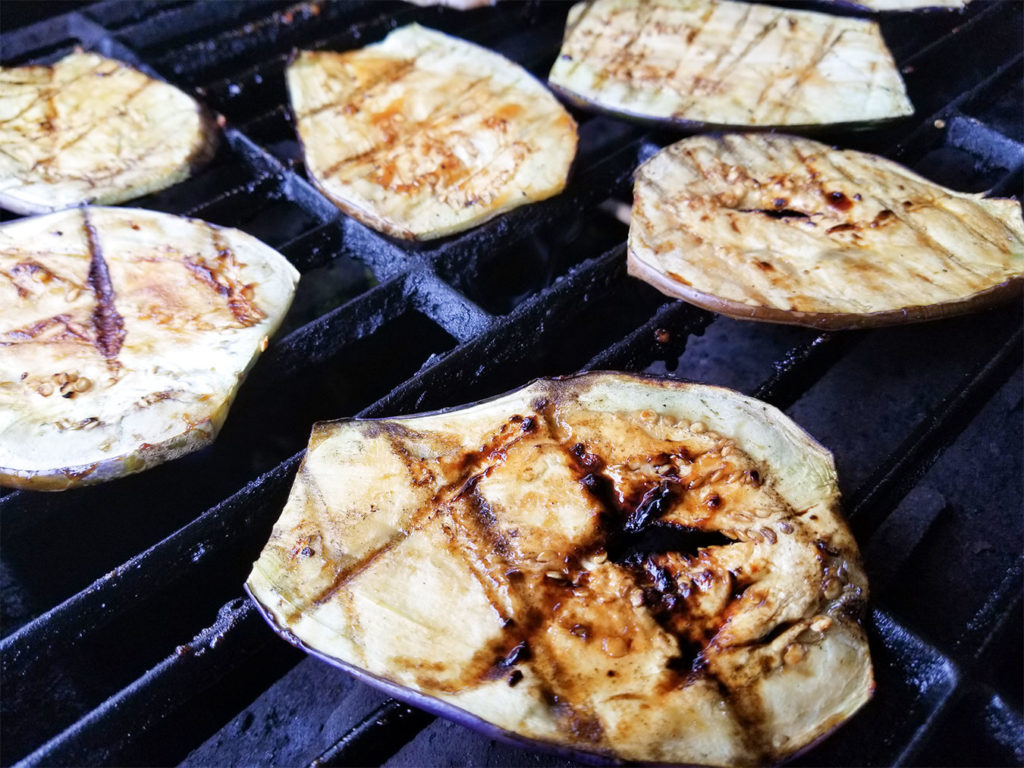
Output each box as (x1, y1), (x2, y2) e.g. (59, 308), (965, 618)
(295, 58), (416, 123)
(181, 227), (266, 328)
(1, 260), (77, 298)
(48, 78), (155, 163)
(318, 74), (494, 186)
(775, 25), (845, 121)
(0, 58), (107, 129)
(678, 8), (776, 115)
(4, 313), (93, 345)
(83, 210), (125, 360)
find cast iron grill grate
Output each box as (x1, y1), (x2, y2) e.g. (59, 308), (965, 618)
(1, 1), (1021, 766)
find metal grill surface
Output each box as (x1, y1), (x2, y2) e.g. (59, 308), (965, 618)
(0, 1), (1021, 766)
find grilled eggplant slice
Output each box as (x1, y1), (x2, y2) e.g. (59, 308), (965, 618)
(0, 207), (298, 490)
(248, 372), (872, 766)
(629, 134), (1024, 328)
(0, 52), (217, 215)
(548, 0), (913, 130)
(287, 24), (577, 241)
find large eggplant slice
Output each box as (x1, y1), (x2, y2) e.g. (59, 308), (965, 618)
(629, 134), (1024, 329)
(247, 372), (872, 766)
(287, 24), (577, 241)
(0, 53), (217, 215)
(547, 0), (913, 130)
(0, 207), (298, 490)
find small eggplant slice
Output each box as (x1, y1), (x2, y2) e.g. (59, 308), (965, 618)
(0, 53), (217, 215)
(287, 24), (578, 241)
(628, 133), (1024, 328)
(247, 372), (872, 767)
(548, 0), (913, 130)
(0, 207), (298, 490)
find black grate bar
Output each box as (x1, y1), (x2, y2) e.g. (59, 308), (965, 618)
(0, 457), (297, 679)
(111, 0), (283, 51)
(895, 680), (1023, 767)
(15, 599), (270, 768)
(81, 0), (197, 30)
(278, 220), (345, 273)
(946, 100), (1024, 169)
(406, 271), (494, 343)
(582, 300), (713, 373)
(989, 161), (1024, 199)
(849, 320), (1023, 540)
(751, 332), (864, 412)
(960, 561), (1024, 658)
(0, 13), (99, 63)
(149, 1), (401, 84)
(257, 277), (412, 383)
(307, 700), (434, 768)
(0, 458), (299, 760)
(897, 0), (1013, 70)
(360, 244), (635, 418)
(896, 3), (1023, 130)
(893, 56), (1024, 167)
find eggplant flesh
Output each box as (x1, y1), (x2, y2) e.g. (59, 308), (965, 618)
(248, 373), (872, 767)
(0, 53), (216, 215)
(0, 207), (298, 490)
(628, 133), (1024, 329)
(287, 24), (577, 241)
(547, 0), (912, 130)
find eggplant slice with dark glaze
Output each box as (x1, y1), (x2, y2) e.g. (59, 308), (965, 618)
(248, 372), (873, 766)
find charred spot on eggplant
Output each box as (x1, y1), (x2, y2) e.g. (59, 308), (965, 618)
(248, 372), (873, 766)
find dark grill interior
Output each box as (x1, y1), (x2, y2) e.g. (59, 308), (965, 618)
(1, 1), (1021, 765)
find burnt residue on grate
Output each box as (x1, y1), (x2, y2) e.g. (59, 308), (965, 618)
(1, 1), (1022, 766)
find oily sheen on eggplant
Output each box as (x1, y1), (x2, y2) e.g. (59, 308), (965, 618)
(0, 207), (298, 490)
(247, 373), (872, 766)
(287, 24), (577, 241)
(547, 0), (913, 129)
(0, 53), (217, 215)
(628, 134), (1024, 328)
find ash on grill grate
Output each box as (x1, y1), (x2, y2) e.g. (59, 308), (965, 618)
(1, 0), (1022, 766)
